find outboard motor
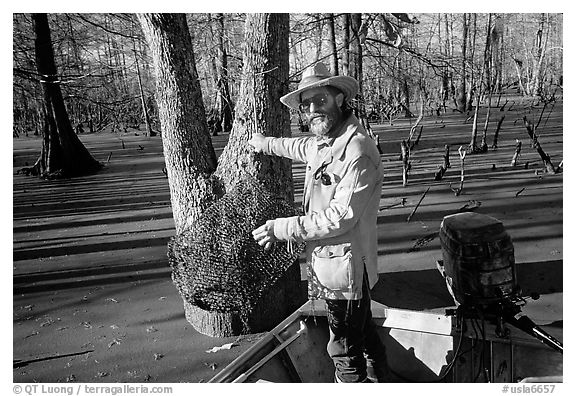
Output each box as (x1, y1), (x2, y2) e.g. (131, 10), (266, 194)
(439, 212), (562, 354)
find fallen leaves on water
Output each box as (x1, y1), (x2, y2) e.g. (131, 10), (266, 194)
(24, 331), (39, 339)
(204, 362), (218, 370)
(108, 338), (122, 348)
(127, 369), (151, 381)
(205, 343), (237, 353)
(457, 200), (482, 213)
(127, 370), (139, 378)
(408, 232), (439, 253)
(40, 318), (55, 327)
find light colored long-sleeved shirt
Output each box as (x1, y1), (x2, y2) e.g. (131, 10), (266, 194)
(261, 115), (383, 300)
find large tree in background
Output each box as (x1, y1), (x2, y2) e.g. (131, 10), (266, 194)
(207, 13), (234, 136)
(139, 13), (302, 337)
(457, 13), (469, 113)
(23, 13), (102, 178)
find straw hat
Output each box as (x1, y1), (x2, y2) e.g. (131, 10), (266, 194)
(280, 62), (359, 110)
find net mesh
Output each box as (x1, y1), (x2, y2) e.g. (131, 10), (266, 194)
(168, 176), (304, 328)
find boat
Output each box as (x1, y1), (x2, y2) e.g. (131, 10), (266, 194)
(209, 296), (562, 383)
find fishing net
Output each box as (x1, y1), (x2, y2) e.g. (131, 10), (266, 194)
(168, 175), (304, 329)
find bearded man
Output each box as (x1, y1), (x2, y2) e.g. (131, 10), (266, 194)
(248, 62), (391, 383)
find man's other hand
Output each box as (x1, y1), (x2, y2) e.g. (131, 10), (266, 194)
(252, 220), (276, 250)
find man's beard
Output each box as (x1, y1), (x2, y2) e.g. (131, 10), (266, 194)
(308, 114), (334, 137)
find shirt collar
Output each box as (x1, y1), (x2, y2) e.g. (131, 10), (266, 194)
(315, 114), (358, 162)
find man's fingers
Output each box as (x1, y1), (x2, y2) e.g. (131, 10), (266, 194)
(254, 234), (267, 243)
(252, 230), (269, 241)
(256, 236), (270, 246)
(252, 225), (267, 236)
(252, 222), (272, 237)
(252, 220), (275, 248)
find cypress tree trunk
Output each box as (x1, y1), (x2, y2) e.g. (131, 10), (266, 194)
(215, 13), (294, 204)
(133, 45), (155, 137)
(348, 14), (362, 85)
(137, 13), (220, 234)
(209, 13), (234, 136)
(457, 13), (468, 113)
(327, 13), (339, 75)
(23, 13), (102, 179)
(208, 13), (303, 336)
(140, 13), (304, 337)
(342, 14), (350, 76)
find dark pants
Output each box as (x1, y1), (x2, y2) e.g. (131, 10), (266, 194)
(325, 277), (389, 383)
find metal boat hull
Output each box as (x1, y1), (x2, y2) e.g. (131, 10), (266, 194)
(210, 299), (562, 383)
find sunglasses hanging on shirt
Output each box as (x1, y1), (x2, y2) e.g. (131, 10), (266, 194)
(313, 162), (332, 186)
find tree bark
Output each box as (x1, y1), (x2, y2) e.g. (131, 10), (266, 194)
(408, 90), (424, 149)
(468, 92), (481, 153)
(347, 13), (380, 151)
(313, 13), (324, 62)
(480, 14), (494, 153)
(528, 14), (549, 97)
(133, 44), (155, 137)
(349, 13), (363, 89)
(401, 140), (410, 186)
(342, 14), (350, 76)
(444, 144), (451, 168)
(209, 13), (234, 135)
(23, 13), (101, 179)
(137, 13), (220, 234)
(468, 14), (493, 155)
(327, 13), (339, 75)
(457, 13), (468, 113)
(523, 116), (556, 173)
(215, 13), (294, 203)
(492, 115), (505, 149)
(202, 13), (302, 336)
(466, 14), (478, 112)
(511, 139), (522, 166)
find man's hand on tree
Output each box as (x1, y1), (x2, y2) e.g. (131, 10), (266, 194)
(252, 220), (277, 251)
(247, 132), (266, 153)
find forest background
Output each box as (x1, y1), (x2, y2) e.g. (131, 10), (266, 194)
(12, 12), (563, 141)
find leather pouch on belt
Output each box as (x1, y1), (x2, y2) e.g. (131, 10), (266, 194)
(311, 243), (352, 290)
